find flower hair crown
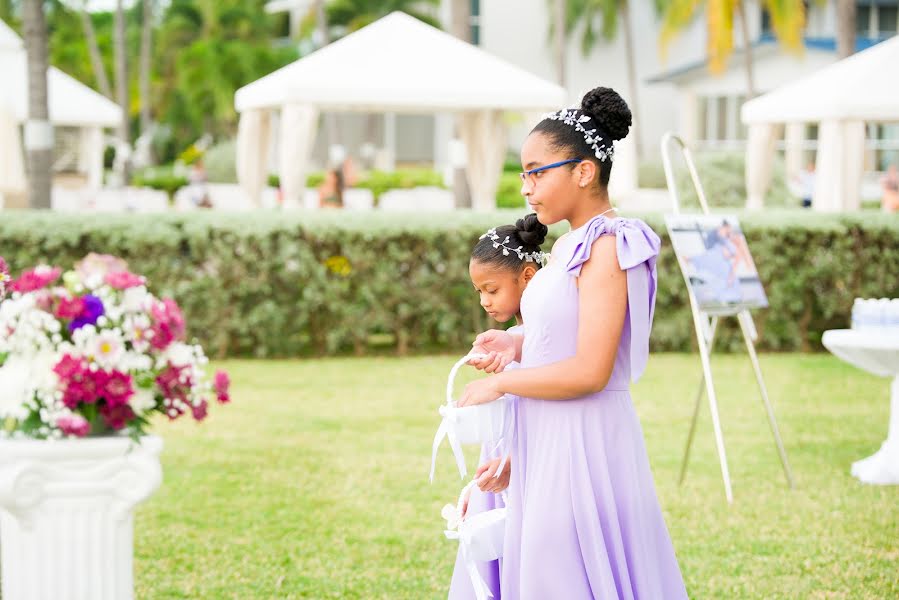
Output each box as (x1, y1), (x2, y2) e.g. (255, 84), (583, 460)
(543, 108), (614, 162)
(479, 229), (548, 267)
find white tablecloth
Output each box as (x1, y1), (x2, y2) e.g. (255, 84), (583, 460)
(823, 329), (899, 484)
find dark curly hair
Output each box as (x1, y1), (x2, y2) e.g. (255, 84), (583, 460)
(471, 213), (548, 272)
(531, 86), (632, 187)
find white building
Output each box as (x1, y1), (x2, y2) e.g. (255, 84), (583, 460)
(270, 1), (898, 190)
(469, 0), (898, 167)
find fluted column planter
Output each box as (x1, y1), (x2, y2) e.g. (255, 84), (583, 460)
(0, 435), (163, 600)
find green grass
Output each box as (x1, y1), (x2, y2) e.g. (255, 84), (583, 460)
(135, 354), (899, 599)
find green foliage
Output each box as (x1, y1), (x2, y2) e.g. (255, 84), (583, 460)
(1, 211), (896, 358)
(203, 140), (237, 184)
(673, 151), (795, 209)
(131, 166), (188, 200)
(496, 172), (527, 209)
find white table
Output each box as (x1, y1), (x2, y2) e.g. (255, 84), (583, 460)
(823, 329), (899, 484)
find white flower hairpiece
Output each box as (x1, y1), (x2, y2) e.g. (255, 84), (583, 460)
(543, 108), (614, 162)
(479, 229), (548, 267)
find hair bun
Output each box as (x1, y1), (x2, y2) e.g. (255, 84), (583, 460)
(580, 87), (631, 142)
(515, 213), (548, 247)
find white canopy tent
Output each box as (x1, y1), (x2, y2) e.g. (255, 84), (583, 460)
(741, 36), (899, 212)
(0, 19), (121, 204)
(234, 11), (567, 209)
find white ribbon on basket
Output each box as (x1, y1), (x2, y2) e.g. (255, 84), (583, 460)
(429, 353), (513, 482)
(441, 480), (508, 600)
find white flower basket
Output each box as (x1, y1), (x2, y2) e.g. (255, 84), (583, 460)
(429, 354), (512, 481)
(0, 435), (163, 600)
(441, 480), (507, 600)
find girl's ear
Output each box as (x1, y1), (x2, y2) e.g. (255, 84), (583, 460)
(521, 265), (537, 284)
(577, 160), (598, 188)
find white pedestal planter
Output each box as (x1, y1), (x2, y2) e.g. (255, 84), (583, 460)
(0, 435), (163, 600)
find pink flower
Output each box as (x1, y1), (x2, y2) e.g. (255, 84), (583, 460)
(213, 370), (230, 404)
(9, 266), (62, 293)
(55, 295), (86, 320)
(149, 299), (186, 351)
(104, 271), (145, 290)
(62, 368), (107, 408)
(57, 414), (90, 437)
(53, 354), (87, 379)
(100, 403), (135, 430)
(191, 399), (209, 422)
(155, 363), (192, 402)
(102, 370), (134, 408)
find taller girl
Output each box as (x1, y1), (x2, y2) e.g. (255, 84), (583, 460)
(460, 87), (688, 599)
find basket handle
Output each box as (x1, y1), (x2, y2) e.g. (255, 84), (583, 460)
(445, 353), (487, 406)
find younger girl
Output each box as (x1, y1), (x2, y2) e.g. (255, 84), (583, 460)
(448, 213), (547, 600)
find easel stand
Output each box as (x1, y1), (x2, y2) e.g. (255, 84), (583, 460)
(661, 133), (794, 503)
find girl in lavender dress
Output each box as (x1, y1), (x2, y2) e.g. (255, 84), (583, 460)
(449, 214), (547, 600)
(459, 87), (688, 599)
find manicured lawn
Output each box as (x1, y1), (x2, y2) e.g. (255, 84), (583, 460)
(135, 354), (898, 599)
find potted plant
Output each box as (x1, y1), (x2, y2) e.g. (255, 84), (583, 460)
(0, 253), (230, 599)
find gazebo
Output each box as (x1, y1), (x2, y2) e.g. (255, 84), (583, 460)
(0, 19), (121, 205)
(234, 11), (567, 210)
(741, 35), (899, 212)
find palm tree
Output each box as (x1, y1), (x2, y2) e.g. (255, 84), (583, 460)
(660, 0), (806, 98)
(321, 0), (440, 33)
(563, 0), (645, 158)
(114, 0), (129, 181)
(835, 0), (856, 59)
(79, 1), (112, 99)
(140, 0), (153, 133)
(23, 0), (52, 209)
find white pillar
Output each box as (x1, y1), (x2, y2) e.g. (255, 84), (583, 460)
(236, 109), (271, 206)
(745, 123), (779, 210)
(0, 436), (163, 600)
(813, 119), (865, 212)
(278, 103), (319, 209)
(79, 126), (105, 190)
(381, 112), (397, 171)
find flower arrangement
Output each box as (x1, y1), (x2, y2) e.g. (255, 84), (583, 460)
(0, 254), (229, 440)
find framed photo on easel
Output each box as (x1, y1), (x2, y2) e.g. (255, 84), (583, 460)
(664, 215), (768, 315)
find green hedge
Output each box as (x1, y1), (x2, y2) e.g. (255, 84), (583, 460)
(1, 211), (896, 357)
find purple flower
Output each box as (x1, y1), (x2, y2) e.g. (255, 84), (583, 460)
(69, 295), (105, 331)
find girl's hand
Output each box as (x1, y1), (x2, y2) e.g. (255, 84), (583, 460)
(469, 330), (516, 373)
(475, 456), (511, 494)
(458, 377), (503, 407)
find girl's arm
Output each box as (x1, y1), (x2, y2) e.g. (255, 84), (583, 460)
(490, 235), (627, 400)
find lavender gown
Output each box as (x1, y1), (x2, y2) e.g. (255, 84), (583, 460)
(501, 215), (688, 599)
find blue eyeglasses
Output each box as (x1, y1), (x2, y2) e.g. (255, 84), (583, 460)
(519, 159), (583, 186)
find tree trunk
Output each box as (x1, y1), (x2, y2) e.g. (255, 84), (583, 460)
(79, 3), (112, 99)
(115, 0), (130, 183)
(450, 0), (473, 208)
(620, 0), (643, 160)
(736, 1), (756, 98)
(23, 0), (53, 209)
(836, 0), (857, 59)
(554, 0), (566, 86)
(140, 0), (153, 133)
